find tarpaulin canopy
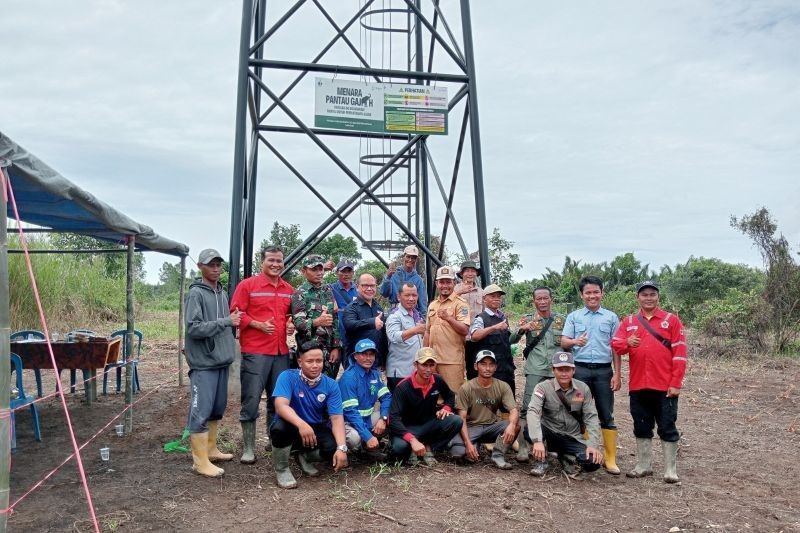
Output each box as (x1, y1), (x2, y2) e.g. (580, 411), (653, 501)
(0, 131), (189, 256)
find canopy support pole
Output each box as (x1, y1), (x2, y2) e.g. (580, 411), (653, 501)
(124, 236), (135, 433)
(0, 162), (12, 533)
(177, 256), (186, 387)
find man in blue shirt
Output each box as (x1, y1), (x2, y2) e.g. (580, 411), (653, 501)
(561, 275), (621, 475)
(338, 339), (392, 458)
(380, 245), (428, 318)
(270, 340), (349, 489)
(342, 273), (387, 367)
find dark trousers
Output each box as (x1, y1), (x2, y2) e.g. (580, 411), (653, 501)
(629, 389), (679, 442)
(386, 376), (405, 392)
(574, 364), (616, 429)
(187, 367), (229, 433)
(541, 425), (600, 472)
(239, 353), (290, 424)
(389, 415), (463, 460)
(269, 417), (337, 459)
(495, 372), (516, 397)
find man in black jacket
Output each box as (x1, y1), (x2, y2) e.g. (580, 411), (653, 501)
(387, 348), (462, 465)
(341, 273), (386, 367)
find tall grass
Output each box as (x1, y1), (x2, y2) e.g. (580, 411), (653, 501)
(9, 235), (126, 333)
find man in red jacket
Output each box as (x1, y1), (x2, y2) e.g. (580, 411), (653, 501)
(612, 281), (687, 484)
(230, 245), (295, 463)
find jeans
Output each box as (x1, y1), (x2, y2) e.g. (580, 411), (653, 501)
(449, 420), (509, 458)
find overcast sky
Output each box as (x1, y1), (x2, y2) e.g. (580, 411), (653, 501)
(2, 0), (798, 284)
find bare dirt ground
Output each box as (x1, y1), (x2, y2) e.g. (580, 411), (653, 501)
(7, 340), (800, 532)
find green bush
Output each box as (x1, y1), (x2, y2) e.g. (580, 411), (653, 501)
(693, 288), (768, 350)
(9, 236), (126, 331)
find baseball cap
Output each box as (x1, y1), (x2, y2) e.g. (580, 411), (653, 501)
(483, 283), (505, 295)
(354, 338), (378, 354)
(415, 347), (439, 364)
(435, 265), (456, 280)
(403, 245), (419, 257)
(551, 351), (575, 368)
(336, 258), (355, 272)
(198, 248), (224, 265)
(475, 349), (496, 363)
(302, 255), (325, 268)
(636, 280), (660, 293)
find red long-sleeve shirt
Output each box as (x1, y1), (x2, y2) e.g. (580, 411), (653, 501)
(612, 308), (687, 391)
(229, 274), (293, 355)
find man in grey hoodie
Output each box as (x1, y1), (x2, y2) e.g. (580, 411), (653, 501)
(185, 248), (242, 478)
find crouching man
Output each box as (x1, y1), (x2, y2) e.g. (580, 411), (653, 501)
(185, 248), (242, 478)
(388, 348), (462, 466)
(449, 350), (519, 469)
(527, 351), (603, 477)
(270, 341), (348, 489)
(338, 339), (392, 458)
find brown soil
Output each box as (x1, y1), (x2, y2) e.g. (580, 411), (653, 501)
(7, 342), (800, 532)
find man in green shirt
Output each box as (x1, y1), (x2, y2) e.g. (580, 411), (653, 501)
(510, 286), (565, 462)
(448, 350), (519, 469)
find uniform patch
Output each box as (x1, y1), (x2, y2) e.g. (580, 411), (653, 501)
(459, 308), (468, 317)
(534, 389), (545, 399)
(298, 392), (305, 398)
(661, 321), (669, 329)
(626, 325), (638, 331)
(317, 393), (326, 403)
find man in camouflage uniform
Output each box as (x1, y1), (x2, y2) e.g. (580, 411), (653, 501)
(291, 255), (342, 378)
(510, 286), (565, 462)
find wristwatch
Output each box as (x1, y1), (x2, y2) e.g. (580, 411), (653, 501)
(336, 444), (348, 453)
(381, 416), (388, 422)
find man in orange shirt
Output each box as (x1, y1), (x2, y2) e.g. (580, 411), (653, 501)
(424, 266), (470, 392)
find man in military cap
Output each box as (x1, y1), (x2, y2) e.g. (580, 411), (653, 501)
(612, 280), (687, 484)
(527, 351), (603, 477)
(380, 244), (428, 318)
(510, 286), (565, 461)
(424, 265), (471, 392)
(291, 255), (342, 378)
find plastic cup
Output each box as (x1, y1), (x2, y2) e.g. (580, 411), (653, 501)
(115, 424), (124, 437)
(100, 447), (110, 461)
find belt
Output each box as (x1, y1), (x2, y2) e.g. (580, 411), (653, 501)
(574, 362), (611, 369)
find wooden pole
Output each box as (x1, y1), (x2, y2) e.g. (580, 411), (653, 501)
(177, 256), (186, 387)
(124, 236), (135, 433)
(0, 162), (12, 533)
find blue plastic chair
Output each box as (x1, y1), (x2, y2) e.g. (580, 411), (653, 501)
(10, 330), (45, 398)
(64, 329), (95, 394)
(10, 352), (42, 450)
(104, 329), (143, 395)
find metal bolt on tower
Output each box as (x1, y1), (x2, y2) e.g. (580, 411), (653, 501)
(228, 0), (490, 299)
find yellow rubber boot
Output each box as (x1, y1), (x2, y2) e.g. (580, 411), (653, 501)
(601, 428), (620, 475)
(190, 432), (224, 478)
(207, 421), (233, 462)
